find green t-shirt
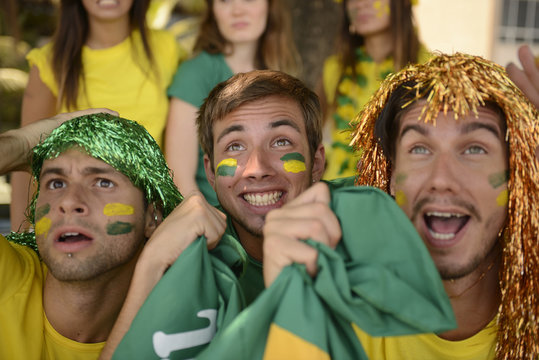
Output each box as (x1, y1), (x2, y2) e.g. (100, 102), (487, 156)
(167, 51), (234, 206)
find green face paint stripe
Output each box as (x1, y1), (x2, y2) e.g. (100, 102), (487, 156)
(35, 204), (51, 221)
(395, 173), (407, 185)
(216, 165), (237, 177)
(107, 222), (134, 235)
(280, 153), (305, 162)
(216, 158), (237, 177)
(488, 170), (510, 189)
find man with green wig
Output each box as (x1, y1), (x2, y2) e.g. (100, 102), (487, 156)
(0, 109), (225, 359)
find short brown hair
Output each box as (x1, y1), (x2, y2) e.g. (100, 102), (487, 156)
(197, 70), (322, 166)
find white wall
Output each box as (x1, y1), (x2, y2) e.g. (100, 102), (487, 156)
(413, 0), (496, 59)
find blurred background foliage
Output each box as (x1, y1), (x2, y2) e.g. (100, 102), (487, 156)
(0, 0), (341, 133)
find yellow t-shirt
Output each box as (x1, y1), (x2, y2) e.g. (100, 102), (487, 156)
(354, 317), (497, 360)
(0, 236), (104, 359)
(26, 29), (186, 147)
(322, 46), (431, 180)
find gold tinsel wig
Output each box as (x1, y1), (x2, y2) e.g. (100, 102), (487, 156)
(350, 52), (538, 359)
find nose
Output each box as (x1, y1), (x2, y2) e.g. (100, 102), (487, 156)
(58, 185), (89, 216)
(426, 152), (462, 195)
(231, 0), (245, 14)
(243, 148), (275, 180)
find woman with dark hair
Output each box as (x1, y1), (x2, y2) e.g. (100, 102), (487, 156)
(11, 0), (184, 230)
(165, 0), (300, 205)
(321, 0), (429, 180)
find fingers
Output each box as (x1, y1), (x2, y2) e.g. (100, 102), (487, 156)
(263, 234), (319, 287)
(262, 182), (342, 287)
(50, 108), (119, 124)
(265, 182), (341, 248)
(143, 193), (226, 272)
(517, 45), (539, 88)
(507, 45), (539, 109)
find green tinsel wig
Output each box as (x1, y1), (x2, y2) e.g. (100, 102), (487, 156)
(8, 113), (183, 250)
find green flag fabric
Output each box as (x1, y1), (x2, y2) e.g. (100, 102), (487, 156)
(113, 185), (456, 359)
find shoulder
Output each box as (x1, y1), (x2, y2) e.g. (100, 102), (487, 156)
(322, 54), (343, 103)
(26, 42), (53, 68)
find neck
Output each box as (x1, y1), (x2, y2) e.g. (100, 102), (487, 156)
(233, 222), (263, 262)
(43, 251), (140, 343)
(224, 41), (259, 74)
(438, 245), (501, 341)
(86, 17), (131, 49)
(363, 29), (392, 63)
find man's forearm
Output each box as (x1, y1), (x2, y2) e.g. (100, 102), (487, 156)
(0, 130), (31, 174)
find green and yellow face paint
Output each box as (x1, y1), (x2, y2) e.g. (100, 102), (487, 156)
(281, 153), (306, 173)
(488, 170), (509, 189)
(373, 0), (390, 18)
(103, 203), (135, 216)
(488, 170), (509, 207)
(216, 158), (238, 177)
(35, 203), (52, 238)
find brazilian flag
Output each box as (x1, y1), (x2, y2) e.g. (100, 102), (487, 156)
(113, 185), (455, 359)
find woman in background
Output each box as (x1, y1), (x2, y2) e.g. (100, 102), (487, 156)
(165, 0), (300, 205)
(321, 0), (429, 180)
(11, 0), (183, 230)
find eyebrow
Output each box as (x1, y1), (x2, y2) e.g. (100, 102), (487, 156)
(216, 119), (302, 143)
(399, 121), (502, 140)
(270, 119), (301, 133)
(216, 124), (244, 144)
(40, 166), (116, 178)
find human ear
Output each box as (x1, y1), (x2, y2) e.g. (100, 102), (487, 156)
(311, 144), (326, 183)
(203, 154), (216, 189)
(144, 204), (162, 238)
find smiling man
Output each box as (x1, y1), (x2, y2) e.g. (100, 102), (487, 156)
(0, 111), (197, 359)
(351, 53), (538, 359)
(197, 70), (331, 300)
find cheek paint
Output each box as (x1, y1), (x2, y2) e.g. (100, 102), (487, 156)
(106, 221), (134, 235)
(35, 217), (52, 237)
(103, 203), (135, 216)
(395, 190), (407, 206)
(394, 173), (407, 185)
(35, 203), (50, 221)
(373, 0), (390, 18)
(496, 189), (508, 207)
(488, 170), (509, 189)
(216, 158), (238, 177)
(280, 153), (306, 173)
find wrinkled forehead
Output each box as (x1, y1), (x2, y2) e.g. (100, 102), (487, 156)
(39, 147), (127, 181)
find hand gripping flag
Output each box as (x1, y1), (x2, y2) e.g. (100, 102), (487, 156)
(113, 185), (456, 359)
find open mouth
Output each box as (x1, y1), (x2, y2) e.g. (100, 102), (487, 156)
(424, 212), (470, 240)
(243, 191), (283, 207)
(57, 232), (92, 243)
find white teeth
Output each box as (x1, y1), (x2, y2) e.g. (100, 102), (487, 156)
(426, 212), (464, 218)
(243, 191), (282, 206)
(428, 229), (456, 240)
(63, 232), (80, 237)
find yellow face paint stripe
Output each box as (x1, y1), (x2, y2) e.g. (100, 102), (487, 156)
(103, 203), (135, 216)
(395, 190), (407, 206)
(284, 160), (307, 173)
(496, 189), (508, 207)
(35, 217), (52, 237)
